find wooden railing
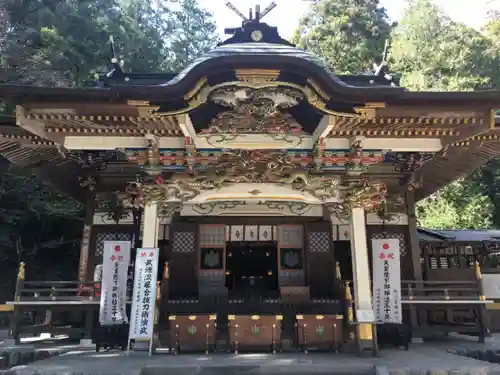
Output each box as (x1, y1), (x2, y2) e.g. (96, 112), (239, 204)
(10, 279), (486, 304)
(15, 281), (108, 302)
(401, 280), (484, 302)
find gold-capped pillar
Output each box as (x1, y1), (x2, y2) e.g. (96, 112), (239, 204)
(142, 202), (159, 248)
(349, 206), (374, 352)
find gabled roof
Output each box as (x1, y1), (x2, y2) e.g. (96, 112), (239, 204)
(418, 228), (500, 243)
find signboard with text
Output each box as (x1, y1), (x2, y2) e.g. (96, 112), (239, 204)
(372, 238), (402, 324)
(99, 241), (131, 325)
(128, 248), (159, 344)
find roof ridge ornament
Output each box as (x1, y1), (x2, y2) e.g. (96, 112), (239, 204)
(372, 39), (397, 87)
(221, 2), (291, 45)
(108, 36), (124, 74)
(224, 2), (277, 26)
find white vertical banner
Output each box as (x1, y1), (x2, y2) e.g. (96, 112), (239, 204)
(99, 241), (131, 325)
(372, 238), (402, 324)
(128, 248), (159, 348)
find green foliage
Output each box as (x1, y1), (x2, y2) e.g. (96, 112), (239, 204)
(389, 0), (500, 228)
(0, 0), (217, 295)
(294, 0), (500, 230)
(390, 0), (498, 91)
(0, 161), (83, 301)
(416, 179), (493, 229)
(293, 0), (394, 74)
(0, 0), (218, 86)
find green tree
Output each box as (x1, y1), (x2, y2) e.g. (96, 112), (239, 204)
(293, 0), (394, 74)
(0, 160), (83, 301)
(416, 179), (493, 229)
(389, 0), (500, 229)
(0, 0), (218, 86)
(390, 0), (498, 91)
(0, 0), (218, 295)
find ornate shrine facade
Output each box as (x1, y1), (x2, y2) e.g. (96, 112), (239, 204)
(1, 9), (500, 353)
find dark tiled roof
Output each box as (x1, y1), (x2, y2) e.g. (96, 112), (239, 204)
(162, 43), (392, 88)
(164, 43), (333, 86)
(418, 228), (500, 243)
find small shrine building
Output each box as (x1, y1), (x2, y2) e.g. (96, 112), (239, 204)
(1, 6), (500, 353)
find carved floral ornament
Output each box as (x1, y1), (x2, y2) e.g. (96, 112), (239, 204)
(117, 149), (388, 216)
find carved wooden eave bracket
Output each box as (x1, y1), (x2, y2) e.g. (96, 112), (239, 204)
(118, 149), (350, 216)
(325, 180), (388, 217)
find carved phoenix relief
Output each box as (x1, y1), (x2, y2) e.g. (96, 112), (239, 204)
(200, 86), (308, 144)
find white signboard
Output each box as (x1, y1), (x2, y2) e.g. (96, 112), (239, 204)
(482, 274), (500, 299)
(99, 241), (131, 325)
(129, 248), (159, 345)
(356, 309), (375, 323)
(372, 238), (402, 324)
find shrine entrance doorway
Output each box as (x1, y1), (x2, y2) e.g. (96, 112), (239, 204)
(225, 242), (279, 299)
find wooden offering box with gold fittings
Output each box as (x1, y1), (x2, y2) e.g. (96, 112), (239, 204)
(168, 314), (217, 354)
(296, 314), (343, 352)
(228, 314), (282, 353)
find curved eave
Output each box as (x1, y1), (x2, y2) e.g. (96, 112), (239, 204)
(2, 83), (500, 110)
(416, 136), (500, 201)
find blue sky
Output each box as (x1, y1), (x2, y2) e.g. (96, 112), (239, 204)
(197, 0), (496, 40)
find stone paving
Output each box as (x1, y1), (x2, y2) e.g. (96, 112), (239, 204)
(5, 340), (500, 375)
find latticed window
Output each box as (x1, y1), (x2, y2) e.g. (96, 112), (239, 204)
(94, 232), (132, 257)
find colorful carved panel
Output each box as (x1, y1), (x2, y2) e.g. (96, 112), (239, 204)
(122, 148), (432, 172)
(296, 314), (343, 351)
(168, 314), (217, 353)
(228, 315), (282, 353)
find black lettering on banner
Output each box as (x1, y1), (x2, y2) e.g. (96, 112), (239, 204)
(383, 260), (391, 321)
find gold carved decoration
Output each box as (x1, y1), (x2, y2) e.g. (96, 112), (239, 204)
(345, 140), (368, 177)
(120, 150), (345, 213)
(200, 86), (308, 146)
(235, 69), (280, 85)
(353, 102), (385, 120)
(128, 71), (382, 119)
(326, 180), (387, 215)
(128, 100), (161, 118)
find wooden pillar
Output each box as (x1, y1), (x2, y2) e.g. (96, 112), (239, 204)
(406, 191), (423, 282)
(349, 207), (374, 354)
(476, 262), (490, 343)
(142, 202), (159, 248)
(405, 190), (424, 343)
(78, 190), (96, 282)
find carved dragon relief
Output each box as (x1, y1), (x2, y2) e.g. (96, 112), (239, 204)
(199, 86), (309, 146)
(326, 180), (388, 216)
(119, 149), (388, 217)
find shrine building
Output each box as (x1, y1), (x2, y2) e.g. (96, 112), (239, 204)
(1, 4), (500, 354)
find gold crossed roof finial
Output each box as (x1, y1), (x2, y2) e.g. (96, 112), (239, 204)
(225, 1), (277, 23)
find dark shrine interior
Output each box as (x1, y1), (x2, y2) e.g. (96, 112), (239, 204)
(225, 242), (279, 298)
